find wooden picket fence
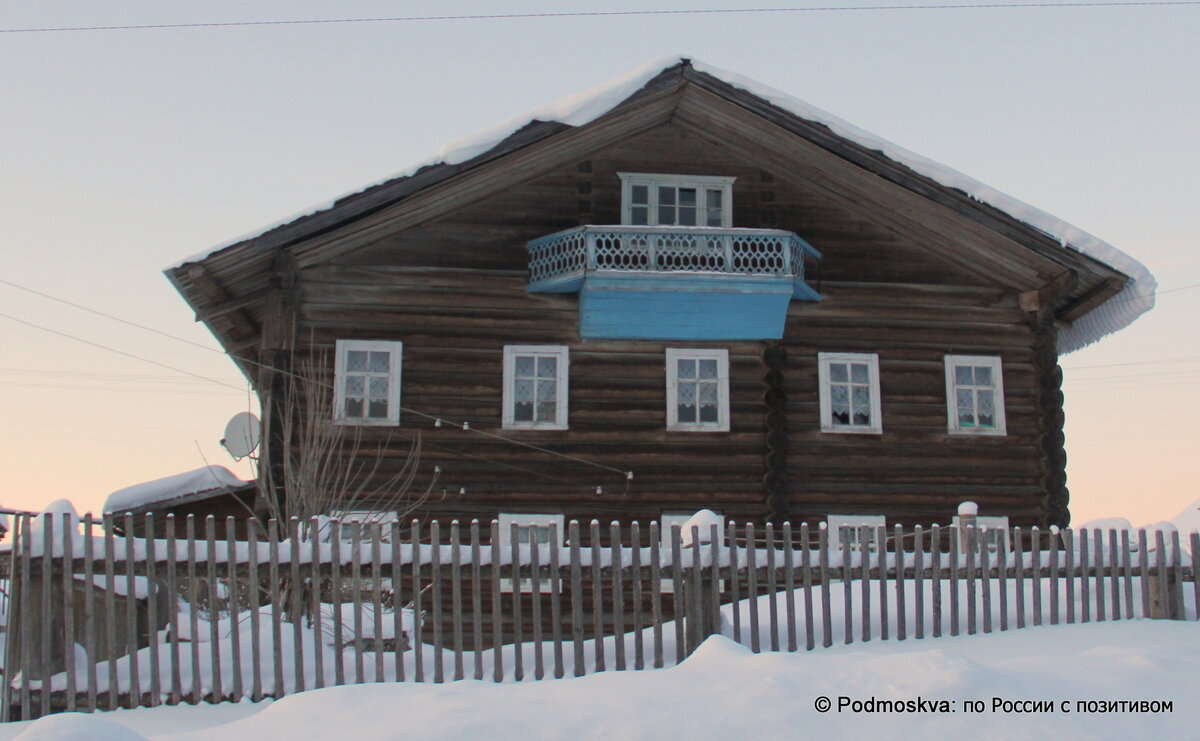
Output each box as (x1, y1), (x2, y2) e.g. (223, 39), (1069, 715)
(0, 513), (1196, 721)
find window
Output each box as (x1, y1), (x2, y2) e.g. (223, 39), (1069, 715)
(334, 340), (402, 425)
(503, 345), (569, 429)
(618, 173), (735, 228)
(945, 355), (1006, 435)
(951, 515), (1011, 553)
(818, 352), (882, 434)
(666, 349), (730, 432)
(497, 513), (564, 593)
(826, 514), (886, 552)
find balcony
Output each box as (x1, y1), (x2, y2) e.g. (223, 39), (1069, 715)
(526, 226), (821, 341)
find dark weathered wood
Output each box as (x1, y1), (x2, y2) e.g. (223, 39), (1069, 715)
(451, 522), (465, 682)
(1079, 529), (1091, 623)
(1122, 530), (1134, 620)
(185, 516), (201, 705)
(930, 524), (942, 638)
(782, 523), (797, 652)
(351, 521), (365, 686)
(310, 519), (325, 689)
(912, 525), (923, 640)
(223, 518), (241, 703)
(894, 524), (906, 641)
(471, 521), (484, 681)
(124, 513), (141, 706)
(247, 524), (263, 699)
(509, 522), (524, 681)
(1138, 528), (1150, 619)
(765, 523), (780, 651)
(727, 521), (741, 645)
(430, 521), (444, 684)
(269, 520), (284, 696)
(570, 521), (586, 675)
(1064, 529), (1075, 624)
(670, 524), (685, 661)
(801, 523), (815, 650)
(859, 526), (871, 643)
(818, 524), (831, 648)
(410, 520), (424, 682)
(391, 521), (404, 683)
(997, 529), (1008, 632)
(1030, 527), (1042, 627)
(611, 522), (625, 671)
(85, 515), (101, 711)
(948, 527), (959, 636)
(62, 515), (78, 711)
(840, 527), (851, 645)
(592, 521), (606, 672)
(530, 524), (544, 680)
(965, 525), (977, 636)
(549, 522), (564, 679)
(204, 517), (221, 701)
(1013, 527), (1025, 629)
(1108, 529), (1120, 622)
(747, 523), (761, 652)
(649, 522), (663, 669)
(491, 521), (503, 682)
(289, 518), (306, 692)
(630, 522), (644, 670)
(1191, 533), (1200, 623)
(1049, 528), (1061, 625)
(372, 522), (386, 683)
(1093, 529), (1106, 621)
(979, 531), (992, 634)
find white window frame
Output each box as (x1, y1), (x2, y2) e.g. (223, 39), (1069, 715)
(618, 173), (736, 228)
(496, 513), (565, 593)
(826, 514), (887, 553)
(945, 355), (1007, 436)
(818, 352), (882, 435)
(666, 348), (730, 432)
(502, 345), (569, 430)
(334, 339), (402, 426)
(951, 515), (1011, 553)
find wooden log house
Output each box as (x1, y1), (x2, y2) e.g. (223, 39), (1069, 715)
(164, 58), (1154, 541)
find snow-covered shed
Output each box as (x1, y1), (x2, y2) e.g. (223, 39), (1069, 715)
(104, 466), (259, 536)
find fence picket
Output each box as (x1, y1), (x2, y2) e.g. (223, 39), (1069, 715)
(592, 521), (606, 672)
(226, 517), (242, 703)
(747, 523), (761, 652)
(310, 518), (325, 689)
(23, 515), (37, 716)
(62, 514), (78, 711)
(996, 528), (1008, 632)
(85, 515), (101, 712)
(671, 524), (685, 661)
(268, 520), (284, 698)
(352, 521), (366, 686)
(1154, 529), (1168, 619)
(766, 523), (780, 652)
(391, 521), (404, 683)
(979, 531), (991, 634)
(801, 523), (814, 651)
(1013, 527), (1025, 630)
(819, 524), (831, 649)
(840, 527), (851, 645)
(1191, 533), (1200, 622)
(1095, 529), (1107, 622)
(912, 525), (923, 640)
(530, 524), (544, 680)
(247, 524), (262, 700)
(451, 522), (464, 682)
(549, 522), (564, 679)
(510, 522), (524, 681)
(205, 517), (222, 702)
(782, 522), (797, 652)
(1047, 529), (1058, 625)
(1138, 528), (1150, 619)
(431, 521), (444, 684)
(1123, 530), (1135, 620)
(949, 526), (960, 637)
(471, 521), (484, 682)
(40, 514), (54, 718)
(570, 521), (586, 675)
(184, 516), (200, 706)
(1108, 529), (1120, 621)
(611, 523), (625, 671)
(1064, 529), (1075, 624)
(727, 521), (741, 645)
(372, 522), (386, 684)
(289, 518), (306, 693)
(1080, 529), (1091, 623)
(894, 524), (906, 642)
(410, 520), (423, 684)
(965, 525), (977, 636)
(491, 521), (503, 682)
(630, 522), (644, 670)
(649, 522), (662, 669)
(931, 524), (942, 639)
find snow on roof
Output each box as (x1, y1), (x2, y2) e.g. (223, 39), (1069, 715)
(104, 465), (250, 514)
(169, 56), (1154, 353)
(1170, 497), (1200, 535)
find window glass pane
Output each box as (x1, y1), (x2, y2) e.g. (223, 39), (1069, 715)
(368, 351), (390, 373)
(958, 408), (975, 427)
(706, 209), (723, 227)
(536, 356), (557, 378)
(679, 207), (697, 226)
(831, 385), (848, 404)
(706, 189), (723, 210)
(678, 403), (697, 424)
(631, 206), (649, 226)
(850, 363), (869, 384)
(699, 403), (718, 423)
(345, 397), (364, 418)
(536, 400), (556, 423)
(677, 382), (696, 404)
(852, 407), (871, 426)
(514, 402), (534, 422)
(698, 359), (718, 379)
(658, 205), (675, 225)
(699, 383), (718, 403)
(514, 379), (534, 403)
(367, 398), (389, 418)
(829, 363), (848, 383)
(975, 365), (992, 387)
(679, 188), (697, 206)
(677, 359), (696, 379)
(344, 376), (364, 399)
(956, 388), (973, 412)
(658, 187), (676, 206)
(537, 379), (556, 404)
(831, 404), (850, 425)
(347, 350), (368, 372)
(631, 184), (648, 205)
(852, 385), (870, 409)
(514, 356), (534, 377)
(368, 376), (389, 401)
(955, 365), (973, 386)
(977, 390), (995, 427)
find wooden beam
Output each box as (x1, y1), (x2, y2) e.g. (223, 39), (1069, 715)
(1057, 277), (1128, 322)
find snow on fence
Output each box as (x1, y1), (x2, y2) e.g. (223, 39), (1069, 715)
(0, 513), (1196, 722)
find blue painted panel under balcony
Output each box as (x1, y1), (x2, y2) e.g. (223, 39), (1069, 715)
(526, 225), (821, 340)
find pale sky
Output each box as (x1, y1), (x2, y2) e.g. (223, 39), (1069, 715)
(1, 1), (1197, 525)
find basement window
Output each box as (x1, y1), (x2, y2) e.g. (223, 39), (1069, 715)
(951, 515), (1011, 553)
(503, 345), (569, 430)
(945, 355), (1007, 435)
(666, 348), (730, 432)
(826, 514), (887, 553)
(497, 513), (564, 593)
(818, 352), (882, 434)
(334, 340), (402, 426)
(618, 173), (735, 228)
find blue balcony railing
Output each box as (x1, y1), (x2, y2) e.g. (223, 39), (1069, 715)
(526, 225), (821, 298)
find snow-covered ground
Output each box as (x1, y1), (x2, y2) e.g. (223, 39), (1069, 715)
(2, 621), (1195, 740)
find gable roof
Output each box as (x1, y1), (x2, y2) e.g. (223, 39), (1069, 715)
(166, 56), (1154, 355)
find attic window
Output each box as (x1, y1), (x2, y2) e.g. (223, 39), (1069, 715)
(618, 173), (735, 228)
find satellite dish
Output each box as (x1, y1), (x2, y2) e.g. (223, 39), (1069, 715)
(221, 412), (261, 460)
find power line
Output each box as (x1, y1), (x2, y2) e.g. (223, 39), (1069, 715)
(0, 281), (633, 482)
(1063, 354), (1200, 370)
(3, 2), (1198, 34)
